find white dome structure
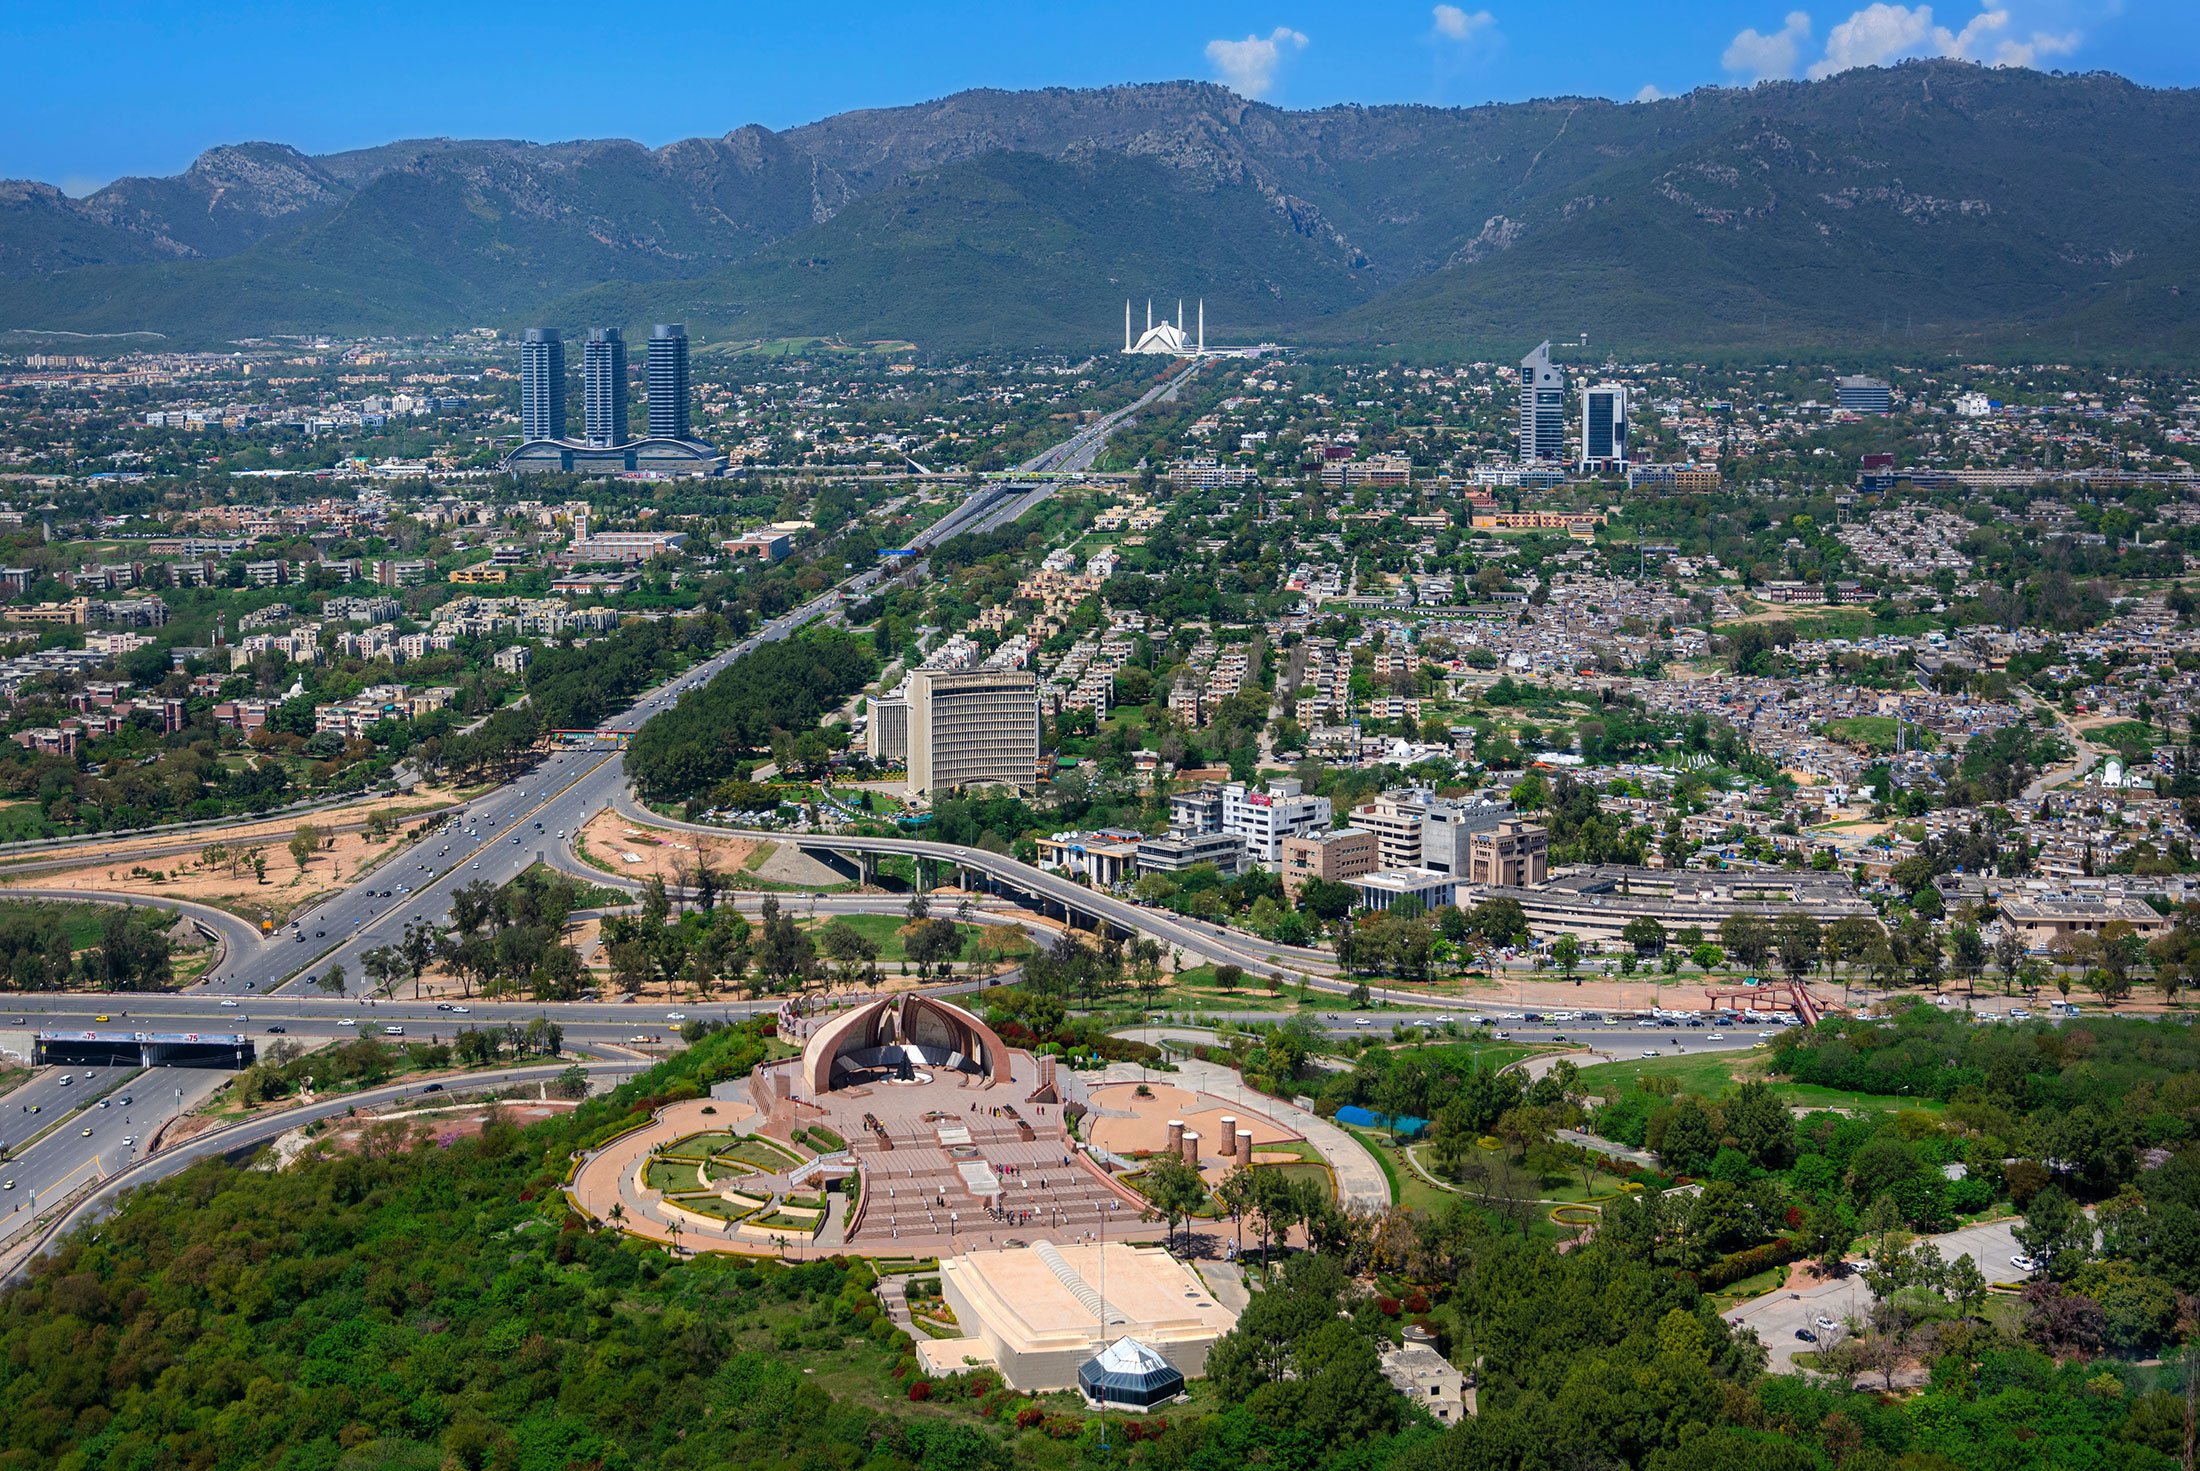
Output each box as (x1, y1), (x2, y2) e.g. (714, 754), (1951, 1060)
(1124, 297), (1202, 356)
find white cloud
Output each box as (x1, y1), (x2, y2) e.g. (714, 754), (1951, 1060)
(1205, 26), (1308, 98)
(1634, 83), (1666, 101)
(1432, 5), (1497, 43)
(1722, 11), (1812, 82)
(1804, 5), (2087, 78)
(1808, 3), (1935, 77)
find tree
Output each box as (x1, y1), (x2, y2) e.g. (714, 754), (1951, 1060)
(1947, 1252), (1988, 1319)
(1801, 1200), (1856, 1276)
(361, 946), (404, 1000)
(1214, 1163), (1256, 1258)
(1861, 1192), (1905, 1260)
(401, 921), (439, 999)
(1621, 915), (1668, 956)
(1774, 910), (1820, 984)
(2015, 1185), (2095, 1276)
(1723, 1080), (1796, 1171)
(314, 963), (347, 997)
(1551, 933), (1580, 982)
(1143, 1153), (1207, 1256)
(1718, 913), (1772, 973)
(289, 823), (321, 874)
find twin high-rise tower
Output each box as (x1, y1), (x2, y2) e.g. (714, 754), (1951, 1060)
(504, 323), (723, 475)
(1517, 340), (1627, 473)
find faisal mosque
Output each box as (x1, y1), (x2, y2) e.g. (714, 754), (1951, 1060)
(1122, 299), (1282, 359)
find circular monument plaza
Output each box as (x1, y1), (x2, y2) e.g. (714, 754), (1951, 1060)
(568, 993), (1332, 1260)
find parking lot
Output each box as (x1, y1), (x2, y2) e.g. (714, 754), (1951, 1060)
(1723, 1217), (2023, 1374)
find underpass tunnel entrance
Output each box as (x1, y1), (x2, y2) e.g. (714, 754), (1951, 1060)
(36, 1033), (255, 1069)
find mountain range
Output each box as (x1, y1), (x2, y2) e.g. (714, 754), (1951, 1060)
(4, 62), (2199, 355)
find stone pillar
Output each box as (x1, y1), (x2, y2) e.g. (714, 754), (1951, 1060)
(1237, 1129), (1254, 1160)
(1219, 1116), (1237, 1157)
(1181, 1130), (1200, 1165)
(1166, 1120), (1184, 1154)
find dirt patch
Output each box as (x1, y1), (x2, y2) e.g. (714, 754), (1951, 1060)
(579, 811), (757, 886)
(3, 820), (427, 927)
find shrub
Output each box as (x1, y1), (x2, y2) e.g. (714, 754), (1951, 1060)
(907, 1381), (932, 1402)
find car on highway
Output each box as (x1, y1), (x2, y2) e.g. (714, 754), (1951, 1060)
(97, 1100), (108, 1109)
(219, 999), (238, 1007)
(81, 1127), (92, 1137)
(384, 1026), (404, 1036)
(666, 1012), (687, 1022)
(119, 1096), (130, 1105)
(94, 1014), (108, 1022)
(3, 1181), (12, 1190)
(1641, 1048), (1662, 1057)
(451, 1005), (470, 1014)
(338, 1018), (356, 1027)
(56, 1075), (70, 1086)
(266, 1025), (286, 1034)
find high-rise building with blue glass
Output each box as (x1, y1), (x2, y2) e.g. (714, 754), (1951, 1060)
(648, 324), (691, 441)
(520, 328), (565, 443)
(1580, 382), (1627, 470)
(584, 327), (628, 448)
(1518, 340), (1566, 464)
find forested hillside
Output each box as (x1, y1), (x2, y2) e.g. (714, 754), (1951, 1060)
(5, 63), (2199, 352)
(3, 1020), (2191, 1471)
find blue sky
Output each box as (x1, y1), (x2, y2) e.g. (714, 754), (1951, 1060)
(8, 0), (2192, 192)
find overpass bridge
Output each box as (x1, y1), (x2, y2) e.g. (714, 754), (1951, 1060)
(35, 1030), (255, 1069)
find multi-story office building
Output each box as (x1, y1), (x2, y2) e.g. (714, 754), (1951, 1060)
(902, 668), (1040, 796)
(1169, 782), (1226, 836)
(1518, 341), (1567, 464)
(1222, 778), (1332, 866)
(1353, 790), (1515, 874)
(1466, 820), (1550, 887)
(1580, 382), (1627, 471)
(1837, 376), (1892, 414)
(866, 685), (911, 764)
(648, 324), (691, 441)
(1134, 830), (1245, 878)
(1280, 827), (1379, 898)
(583, 328), (628, 447)
(520, 328), (565, 443)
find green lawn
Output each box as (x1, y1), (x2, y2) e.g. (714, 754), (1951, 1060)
(722, 1136), (804, 1170)
(799, 911), (1003, 964)
(644, 1159), (705, 1192)
(1572, 1048), (1772, 1098)
(0, 803), (55, 842)
(1572, 1048), (1946, 1114)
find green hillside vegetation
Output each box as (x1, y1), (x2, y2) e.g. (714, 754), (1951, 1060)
(8, 64), (2200, 352)
(625, 628), (879, 802)
(8, 1018), (2199, 1471)
(545, 148), (1374, 352)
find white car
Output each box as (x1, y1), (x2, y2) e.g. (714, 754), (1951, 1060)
(666, 1012), (687, 1022)
(339, 1018), (357, 1027)
(1640, 1048), (1662, 1057)
(451, 1005), (470, 1014)
(57, 1074), (71, 1086)
(1814, 1315), (1839, 1332)
(220, 999), (238, 1008)
(2010, 1253), (2041, 1272)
